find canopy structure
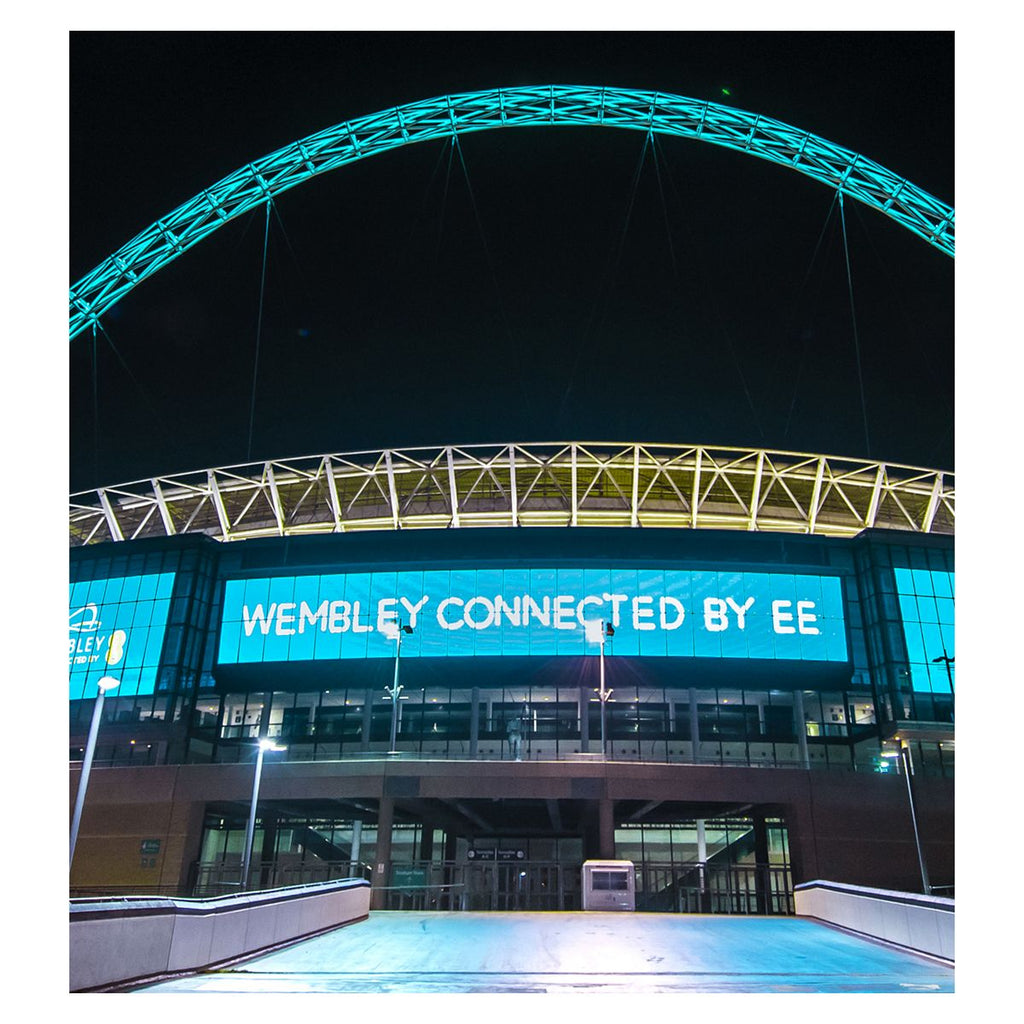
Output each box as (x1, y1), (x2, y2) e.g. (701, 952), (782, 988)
(69, 441), (955, 546)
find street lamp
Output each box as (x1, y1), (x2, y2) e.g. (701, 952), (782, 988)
(70, 675), (120, 872)
(898, 742), (932, 896)
(383, 620), (414, 753)
(585, 620), (615, 757)
(931, 648), (955, 695)
(240, 737), (286, 891)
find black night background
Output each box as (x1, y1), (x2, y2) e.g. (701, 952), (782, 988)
(69, 30), (953, 493)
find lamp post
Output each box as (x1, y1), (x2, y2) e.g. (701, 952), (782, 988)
(586, 620), (615, 757)
(240, 737), (286, 891)
(931, 649), (955, 695)
(899, 742), (932, 896)
(384, 620), (414, 753)
(70, 675), (120, 872)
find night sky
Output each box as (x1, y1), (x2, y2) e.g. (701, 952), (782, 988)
(69, 30), (954, 493)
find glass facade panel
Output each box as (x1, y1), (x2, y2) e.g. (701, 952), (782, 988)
(895, 567), (955, 695)
(69, 572), (177, 699)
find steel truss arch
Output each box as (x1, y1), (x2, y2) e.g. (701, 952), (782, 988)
(70, 85), (954, 339)
(69, 441), (955, 547)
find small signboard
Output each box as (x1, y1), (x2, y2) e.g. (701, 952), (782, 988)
(391, 867), (428, 890)
(140, 838), (161, 869)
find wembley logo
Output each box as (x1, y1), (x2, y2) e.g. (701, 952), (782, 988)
(69, 604), (127, 667)
(69, 603), (100, 632)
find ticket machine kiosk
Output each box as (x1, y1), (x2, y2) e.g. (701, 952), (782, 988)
(581, 860), (636, 911)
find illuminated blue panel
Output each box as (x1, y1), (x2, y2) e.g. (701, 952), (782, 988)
(475, 568), (506, 657)
(217, 567), (848, 665)
(894, 568), (955, 693)
(69, 572), (177, 700)
(501, 568), (532, 657)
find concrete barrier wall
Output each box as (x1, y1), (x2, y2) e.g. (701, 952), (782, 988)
(794, 880), (953, 962)
(70, 878), (371, 991)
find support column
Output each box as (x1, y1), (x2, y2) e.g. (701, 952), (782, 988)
(753, 814), (771, 914)
(696, 818), (710, 912)
(350, 819), (363, 874)
(469, 687), (480, 757)
(258, 812), (278, 889)
(370, 796), (394, 910)
(598, 798), (615, 860)
(361, 690), (373, 751)
(688, 688), (700, 761)
(794, 690), (810, 768)
(579, 687), (590, 752)
(419, 823), (434, 862)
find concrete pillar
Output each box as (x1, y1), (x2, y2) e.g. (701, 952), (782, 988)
(258, 811), (278, 888)
(419, 822), (434, 862)
(361, 690), (373, 751)
(350, 819), (363, 873)
(598, 798), (615, 859)
(370, 796), (394, 910)
(688, 688), (700, 760)
(794, 690), (810, 767)
(753, 814), (771, 915)
(469, 687), (480, 756)
(696, 818), (709, 912)
(579, 687), (590, 752)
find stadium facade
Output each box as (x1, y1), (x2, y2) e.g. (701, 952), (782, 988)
(69, 441), (954, 913)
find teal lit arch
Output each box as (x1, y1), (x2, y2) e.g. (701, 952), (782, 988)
(69, 85), (954, 340)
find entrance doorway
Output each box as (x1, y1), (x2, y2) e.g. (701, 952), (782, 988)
(194, 797), (793, 913)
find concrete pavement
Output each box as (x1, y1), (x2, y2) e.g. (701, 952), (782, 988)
(133, 910), (954, 993)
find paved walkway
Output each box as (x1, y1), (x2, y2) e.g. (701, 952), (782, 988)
(134, 911), (954, 993)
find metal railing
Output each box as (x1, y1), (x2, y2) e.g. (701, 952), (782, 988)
(635, 861), (794, 915)
(189, 859), (372, 898)
(183, 858), (793, 914)
(189, 742), (940, 776)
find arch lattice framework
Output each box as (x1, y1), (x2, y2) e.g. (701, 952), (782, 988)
(69, 84), (954, 340)
(70, 442), (955, 547)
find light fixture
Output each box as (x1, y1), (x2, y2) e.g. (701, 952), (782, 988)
(241, 738), (287, 889)
(70, 676), (122, 871)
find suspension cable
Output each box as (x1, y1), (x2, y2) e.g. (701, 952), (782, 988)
(649, 135), (679, 281)
(555, 132), (653, 428)
(435, 137), (457, 266)
(91, 323), (99, 485)
(782, 192), (842, 441)
(246, 199), (272, 463)
(451, 133), (535, 420)
(649, 134), (764, 442)
(838, 191), (872, 457)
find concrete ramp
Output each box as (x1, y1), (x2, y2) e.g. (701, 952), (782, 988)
(134, 911), (954, 993)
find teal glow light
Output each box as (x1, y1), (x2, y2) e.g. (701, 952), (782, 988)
(216, 566), (848, 664)
(69, 84), (955, 340)
(69, 572), (177, 699)
(894, 567), (955, 694)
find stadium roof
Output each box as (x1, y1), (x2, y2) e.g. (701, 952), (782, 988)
(70, 441), (954, 547)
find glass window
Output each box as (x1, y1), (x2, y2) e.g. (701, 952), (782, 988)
(894, 565), (954, 698)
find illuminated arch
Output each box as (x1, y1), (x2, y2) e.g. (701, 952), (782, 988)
(69, 85), (955, 340)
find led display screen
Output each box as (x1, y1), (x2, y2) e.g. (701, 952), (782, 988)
(894, 567), (955, 693)
(218, 568), (847, 664)
(69, 573), (177, 700)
